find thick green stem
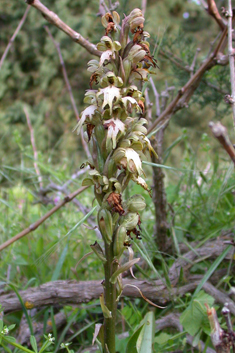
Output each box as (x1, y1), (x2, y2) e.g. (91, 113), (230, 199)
(103, 242), (118, 353)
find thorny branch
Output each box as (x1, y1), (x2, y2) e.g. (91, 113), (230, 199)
(0, 5), (30, 70)
(0, 186), (89, 252)
(25, 0), (101, 57)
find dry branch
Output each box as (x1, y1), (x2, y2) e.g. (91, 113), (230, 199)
(25, 0), (101, 57)
(207, 0), (226, 30)
(0, 186), (89, 252)
(0, 6), (30, 70)
(1, 277), (234, 316)
(209, 121), (235, 165)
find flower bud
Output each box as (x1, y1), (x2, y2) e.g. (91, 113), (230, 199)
(113, 226), (127, 258)
(129, 8), (143, 20)
(126, 195), (146, 212)
(128, 45), (146, 64)
(98, 208), (113, 244)
(130, 17), (145, 33)
(122, 212), (139, 230)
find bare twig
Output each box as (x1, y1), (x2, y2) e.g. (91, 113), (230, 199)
(23, 106), (43, 188)
(144, 88), (153, 123)
(0, 6), (30, 70)
(227, 0), (235, 126)
(45, 26), (79, 119)
(44, 26), (91, 159)
(25, 0), (101, 57)
(158, 47), (191, 72)
(149, 77), (160, 116)
(209, 121), (235, 165)
(189, 48), (201, 77)
(148, 28), (228, 134)
(207, 0), (226, 30)
(141, 0), (147, 17)
(0, 186), (89, 252)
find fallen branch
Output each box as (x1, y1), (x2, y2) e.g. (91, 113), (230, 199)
(1, 277), (234, 315)
(0, 186), (89, 252)
(0, 5), (30, 70)
(169, 238), (233, 284)
(25, 0), (101, 57)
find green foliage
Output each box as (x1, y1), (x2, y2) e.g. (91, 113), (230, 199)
(180, 291), (214, 336)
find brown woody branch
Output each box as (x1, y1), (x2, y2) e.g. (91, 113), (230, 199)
(25, 0), (101, 57)
(1, 277), (234, 316)
(209, 121), (235, 165)
(0, 186), (89, 252)
(0, 238), (234, 313)
(0, 6), (30, 70)
(207, 0), (226, 30)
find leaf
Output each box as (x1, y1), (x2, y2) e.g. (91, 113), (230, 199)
(125, 325), (144, 353)
(100, 294), (112, 318)
(51, 243), (68, 281)
(136, 312), (155, 353)
(9, 284), (34, 336)
(30, 335), (38, 353)
(110, 258), (140, 284)
(180, 291), (214, 336)
(193, 245), (232, 297)
(92, 324), (103, 345)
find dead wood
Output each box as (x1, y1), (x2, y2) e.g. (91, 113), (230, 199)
(1, 277), (234, 316)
